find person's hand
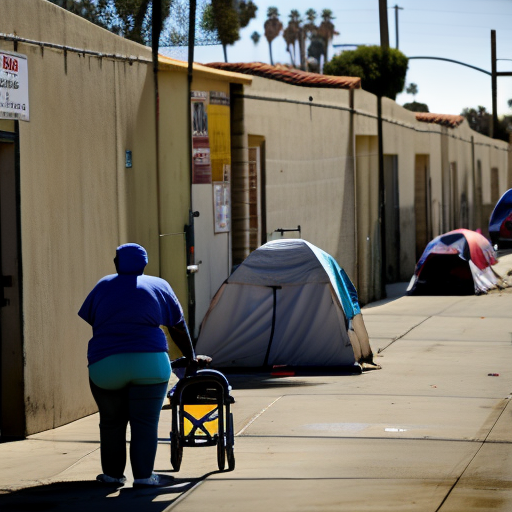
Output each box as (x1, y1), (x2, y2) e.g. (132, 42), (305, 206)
(183, 355), (212, 375)
(196, 355), (212, 365)
(183, 356), (199, 376)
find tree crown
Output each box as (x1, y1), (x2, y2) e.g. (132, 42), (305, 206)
(323, 45), (408, 100)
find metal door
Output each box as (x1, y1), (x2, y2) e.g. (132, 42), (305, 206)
(0, 131), (24, 439)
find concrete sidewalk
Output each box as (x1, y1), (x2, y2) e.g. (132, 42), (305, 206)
(2, 255), (512, 511)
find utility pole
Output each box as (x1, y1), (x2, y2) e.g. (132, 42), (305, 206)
(490, 29), (512, 139)
(378, 0), (389, 299)
(379, 0), (390, 49)
(491, 30), (498, 138)
(152, 0), (163, 272)
(393, 5), (403, 49)
(186, 0), (197, 337)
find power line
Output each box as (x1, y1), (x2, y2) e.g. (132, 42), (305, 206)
(400, 30), (508, 40)
(405, 8), (512, 16)
(331, 9), (376, 12)
(402, 22), (512, 31)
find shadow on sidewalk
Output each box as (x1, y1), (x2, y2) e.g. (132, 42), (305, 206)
(362, 282), (409, 310)
(0, 472), (215, 512)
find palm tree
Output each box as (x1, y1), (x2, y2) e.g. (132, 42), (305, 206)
(406, 83), (419, 100)
(317, 8), (338, 64)
(300, 8), (319, 70)
(283, 9), (301, 67)
(303, 8), (317, 39)
(264, 6), (283, 66)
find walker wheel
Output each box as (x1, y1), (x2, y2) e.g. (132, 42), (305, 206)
(226, 412), (235, 471)
(217, 432), (226, 471)
(170, 432), (182, 471)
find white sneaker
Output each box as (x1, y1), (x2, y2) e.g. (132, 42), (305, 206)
(96, 473), (126, 485)
(133, 472), (174, 488)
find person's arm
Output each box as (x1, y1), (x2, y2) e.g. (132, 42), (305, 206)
(168, 319), (196, 361)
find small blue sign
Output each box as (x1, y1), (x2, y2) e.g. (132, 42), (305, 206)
(125, 150), (132, 168)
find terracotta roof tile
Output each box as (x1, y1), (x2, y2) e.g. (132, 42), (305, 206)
(205, 62), (361, 90)
(415, 113), (465, 128)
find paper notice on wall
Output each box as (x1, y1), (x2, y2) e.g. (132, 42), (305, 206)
(0, 51), (29, 121)
(213, 181), (230, 233)
(191, 91), (211, 184)
(209, 91), (230, 106)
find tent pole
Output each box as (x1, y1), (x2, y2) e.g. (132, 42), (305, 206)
(263, 286), (281, 367)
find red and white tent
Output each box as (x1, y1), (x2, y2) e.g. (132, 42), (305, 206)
(407, 229), (500, 295)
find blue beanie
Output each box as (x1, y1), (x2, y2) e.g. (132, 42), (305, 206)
(116, 243), (148, 275)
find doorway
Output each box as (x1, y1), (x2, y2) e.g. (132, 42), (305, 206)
(475, 160), (483, 231)
(450, 162), (459, 230)
(0, 131), (24, 439)
(491, 167), (500, 206)
(248, 135), (266, 251)
(384, 155), (400, 283)
(415, 155), (431, 260)
(248, 146), (260, 252)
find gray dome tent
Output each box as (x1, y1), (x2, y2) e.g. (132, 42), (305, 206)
(195, 239), (378, 373)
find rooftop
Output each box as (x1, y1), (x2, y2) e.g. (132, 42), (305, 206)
(205, 62), (361, 90)
(158, 55), (252, 84)
(415, 112), (465, 128)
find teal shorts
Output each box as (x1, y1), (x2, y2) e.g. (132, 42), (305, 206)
(89, 352), (171, 390)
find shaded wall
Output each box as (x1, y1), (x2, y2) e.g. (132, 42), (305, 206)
(157, 70), (190, 316)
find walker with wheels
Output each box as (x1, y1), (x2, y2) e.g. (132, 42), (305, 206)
(168, 358), (235, 472)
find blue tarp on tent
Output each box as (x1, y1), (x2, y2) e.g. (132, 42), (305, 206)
(489, 189), (512, 247)
(307, 242), (361, 320)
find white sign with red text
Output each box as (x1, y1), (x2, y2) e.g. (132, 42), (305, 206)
(0, 51), (29, 121)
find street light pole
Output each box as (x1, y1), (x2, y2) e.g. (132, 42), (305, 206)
(393, 5), (403, 49)
(378, 0), (389, 299)
(490, 30), (512, 139)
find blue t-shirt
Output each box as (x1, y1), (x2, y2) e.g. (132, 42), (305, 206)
(78, 244), (184, 365)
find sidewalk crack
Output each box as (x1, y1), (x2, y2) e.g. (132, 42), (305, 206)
(377, 316), (433, 353)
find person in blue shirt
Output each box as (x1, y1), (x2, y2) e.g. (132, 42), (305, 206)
(79, 243), (196, 488)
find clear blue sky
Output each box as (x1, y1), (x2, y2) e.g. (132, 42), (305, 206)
(165, 0), (512, 117)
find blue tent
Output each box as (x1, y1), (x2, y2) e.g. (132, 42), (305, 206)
(195, 239), (376, 372)
(489, 189), (512, 248)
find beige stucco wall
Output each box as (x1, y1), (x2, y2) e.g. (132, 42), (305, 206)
(0, 120), (15, 132)
(237, 75), (509, 305)
(240, 76), (357, 281)
(0, 0), (161, 434)
(156, 70), (190, 312)
(0, 0), (198, 434)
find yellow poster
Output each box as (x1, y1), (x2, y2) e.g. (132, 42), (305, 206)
(207, 92), (231, 183)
